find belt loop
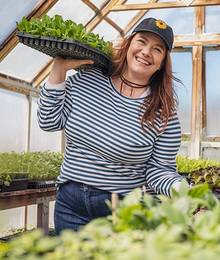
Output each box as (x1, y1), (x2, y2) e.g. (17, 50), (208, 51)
(83, 183), (88, 192)
(111, 193), (119, 225)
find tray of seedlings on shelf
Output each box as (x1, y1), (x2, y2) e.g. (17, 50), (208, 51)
(28, 180), (56, 189)
(0, 173), (28, 192)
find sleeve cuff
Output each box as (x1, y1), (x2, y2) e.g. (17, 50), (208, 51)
(45, 81), (66, 90)
(171, 179), (190, 192)
(171, 181), (182, 191)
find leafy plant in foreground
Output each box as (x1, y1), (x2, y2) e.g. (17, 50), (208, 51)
(2, 183), (220, 259)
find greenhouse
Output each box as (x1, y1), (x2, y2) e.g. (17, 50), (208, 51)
(1, 0), (220, 259)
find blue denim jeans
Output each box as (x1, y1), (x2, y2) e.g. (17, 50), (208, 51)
(54, 181), (122, 235)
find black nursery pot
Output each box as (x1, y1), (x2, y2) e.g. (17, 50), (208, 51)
(0, 173), (28, 192)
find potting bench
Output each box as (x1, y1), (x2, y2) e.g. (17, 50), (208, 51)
(0, 187), (56, 234)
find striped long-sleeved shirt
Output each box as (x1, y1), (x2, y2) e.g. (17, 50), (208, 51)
(38, 68), (184, 196)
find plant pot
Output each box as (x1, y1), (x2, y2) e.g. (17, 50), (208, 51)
(0, 173), (28, 192)
(28, 180), (56, 189)
(16, 32), (112, 75)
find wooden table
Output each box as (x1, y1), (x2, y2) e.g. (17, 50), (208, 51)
(0, 187), (56, 235)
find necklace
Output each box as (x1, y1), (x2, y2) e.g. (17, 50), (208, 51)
(119, 75), (148, 97)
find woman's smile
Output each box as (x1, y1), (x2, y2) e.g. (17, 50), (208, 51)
(135, 56), (152, 66)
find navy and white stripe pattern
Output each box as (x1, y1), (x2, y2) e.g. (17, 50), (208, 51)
(38, 68), (183, 196)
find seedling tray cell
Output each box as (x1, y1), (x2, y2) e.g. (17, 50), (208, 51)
(16, 32), (112, 74)
(28, 180), (56, 189)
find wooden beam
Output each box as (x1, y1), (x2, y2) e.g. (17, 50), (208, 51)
(195, 6), (205, 34)
(82, 0), (124, 35)
(174, 33), (220, 47)
(26, 95), (32, 152)
(203, 138), (220, 142)
(0, 188), (56, 211)
(111, 0), (220, 11)
(82, 0), (102, 10)
(0, 188), (56, 235)
(123, 10), (147, 35)
(202, 54), (207, 136)
(105, 19), (124, 36)
(0, 73), (39, 96)
(86, 0), (127, 32)
(123, 0), (159, 35)
(117, 33), (220, 47)
(0, 0), (58, 61)
(190, 45), (203, 158)
(37, 197), (50, 235)
(189, 7), (204, 158)
(32, 60), (53, 88)
(195, 7), (206, 140)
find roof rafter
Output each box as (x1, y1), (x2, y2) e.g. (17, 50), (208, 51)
(82, 0), (124, 36)
(86, 0), (127, 32)
(0, 73), (39, 96)
(122, 0), (159, 36)
(32, 60), (53, 88)
(0, 0), (58, 62)
(111, 0), (220, 11)
(174, 33), (220, 47)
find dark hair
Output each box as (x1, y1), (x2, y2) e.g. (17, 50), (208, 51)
(111, 34), (181, 132)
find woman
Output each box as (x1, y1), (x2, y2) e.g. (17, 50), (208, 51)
(38, 17), (185, 234)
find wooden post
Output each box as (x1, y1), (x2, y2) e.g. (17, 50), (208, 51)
(26, 94), (32, 152)
(24, 205), (28, 231)
(0, 188), (56, 235)
(36, 197), (50, 235)
(189, 6), (204, 158)
(86, 0), (126, 32)
(190, 45), (203, 158)
(111, 193), (119, 225)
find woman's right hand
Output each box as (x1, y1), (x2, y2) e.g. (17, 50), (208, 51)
(48, 57), (94, 84)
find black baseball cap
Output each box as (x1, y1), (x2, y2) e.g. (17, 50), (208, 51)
(132, 17), (174, 51)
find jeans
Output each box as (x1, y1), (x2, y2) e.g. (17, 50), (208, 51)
(54, 181), (122, 235)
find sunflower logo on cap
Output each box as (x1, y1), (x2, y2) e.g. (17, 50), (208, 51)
(155, 19), (167, 29)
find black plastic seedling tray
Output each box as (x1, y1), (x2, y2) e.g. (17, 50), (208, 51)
(16, 32), (112, 74)
(0, 174), (28, 192)
(28, 180), (56, 189)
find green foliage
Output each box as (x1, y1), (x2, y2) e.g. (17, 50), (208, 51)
(0, 152), (63, 183)
(16, 15), (113, 56)
(177, 156), (220, 189)
(189, 166), (220, 189)
(2, 184), (220, 259)
(177, 156), (220, 174)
